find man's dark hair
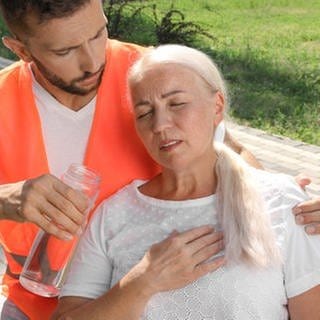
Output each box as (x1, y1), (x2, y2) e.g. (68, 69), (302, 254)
(0, 0), (93, 36)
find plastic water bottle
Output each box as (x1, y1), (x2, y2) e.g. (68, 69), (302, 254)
(19, 164), (101, 297)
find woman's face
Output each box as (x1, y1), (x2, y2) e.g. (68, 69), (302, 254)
(130, 63), (224, 172)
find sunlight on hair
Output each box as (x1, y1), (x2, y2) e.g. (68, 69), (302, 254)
(215, 142), (282, 267)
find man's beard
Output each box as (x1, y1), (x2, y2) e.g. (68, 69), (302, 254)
(32, 55), (105, 96)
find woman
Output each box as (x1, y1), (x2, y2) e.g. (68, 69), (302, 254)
(54, 45), (320, 319)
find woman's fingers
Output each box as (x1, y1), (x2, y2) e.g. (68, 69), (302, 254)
(179, 225), (215, 243)
(195, 256), (226, 277)
(192, 239), (224, 264)
(142, 225), (225, 293)
(187, 231), (223, 253)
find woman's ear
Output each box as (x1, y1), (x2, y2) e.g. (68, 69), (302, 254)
(213, 91), (225, 126)
(2, 36), (33, 62)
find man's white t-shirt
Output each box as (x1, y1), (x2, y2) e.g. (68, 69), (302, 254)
(30, 67), (96, 178)
(60, 169), (320, 319)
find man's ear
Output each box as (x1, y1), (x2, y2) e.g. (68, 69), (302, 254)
(213, 91), (225, 126)
(2, 36), (33, 62)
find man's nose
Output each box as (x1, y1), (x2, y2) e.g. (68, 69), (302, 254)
(79, 43), (99, 73)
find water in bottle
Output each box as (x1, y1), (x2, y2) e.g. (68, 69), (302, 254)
(19, 164), (101, 297)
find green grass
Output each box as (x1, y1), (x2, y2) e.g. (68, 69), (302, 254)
(0, 0), (319, 144)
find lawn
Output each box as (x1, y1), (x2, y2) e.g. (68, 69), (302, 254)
(0, 0), (319, 145)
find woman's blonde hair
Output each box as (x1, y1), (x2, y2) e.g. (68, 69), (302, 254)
(128, 44), (229, 112)
(128, 44), (280, 267)
(215, 143), (280, 266)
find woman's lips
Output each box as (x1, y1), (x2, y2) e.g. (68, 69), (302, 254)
(160, 140), (182, 151)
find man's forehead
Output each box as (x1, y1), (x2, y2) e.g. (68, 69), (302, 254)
(27, 3), (106, 50)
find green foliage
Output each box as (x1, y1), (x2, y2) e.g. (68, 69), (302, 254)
(104, 0), (214, 46)
(0, 19), (16, 60)
(104, 0), (157, 45)
(152, 7), (214, 45)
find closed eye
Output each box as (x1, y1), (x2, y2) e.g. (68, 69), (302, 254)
(55, 50), (71, 56)
(136, 109), (153, 119)
(170, 102), (186, 107)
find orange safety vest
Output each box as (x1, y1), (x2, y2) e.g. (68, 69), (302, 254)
(0, 39), (160, 319)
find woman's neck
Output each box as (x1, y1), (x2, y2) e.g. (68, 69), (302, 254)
(139, 160), (217, 201)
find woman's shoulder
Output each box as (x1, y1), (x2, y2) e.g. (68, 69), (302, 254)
(90, 180), (145, 231)
(249, 169), (310, 250)
(250, 168), (309, 206)
(97, 179), (145, 214)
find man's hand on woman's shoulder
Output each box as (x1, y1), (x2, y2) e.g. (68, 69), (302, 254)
(294, 175), (320, 235)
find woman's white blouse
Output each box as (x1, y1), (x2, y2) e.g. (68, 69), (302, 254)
(61, 169), (320, 320)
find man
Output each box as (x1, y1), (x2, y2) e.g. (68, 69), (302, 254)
(0, 0), (318, 319)
(0, 0), (161, 318)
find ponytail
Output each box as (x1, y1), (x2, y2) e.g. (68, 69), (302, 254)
(215, 143), (281, 267)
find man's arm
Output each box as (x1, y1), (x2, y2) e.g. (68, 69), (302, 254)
(288, 285), (320, 319)
(224, 130), (263, 169)
(51, 226), (225, 320)
(293, 197), (320, 235)
(0, 175), (88, 239)
(293, 175), (320, 235)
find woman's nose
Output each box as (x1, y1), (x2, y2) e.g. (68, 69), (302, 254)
(152, 110), (172, 133)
